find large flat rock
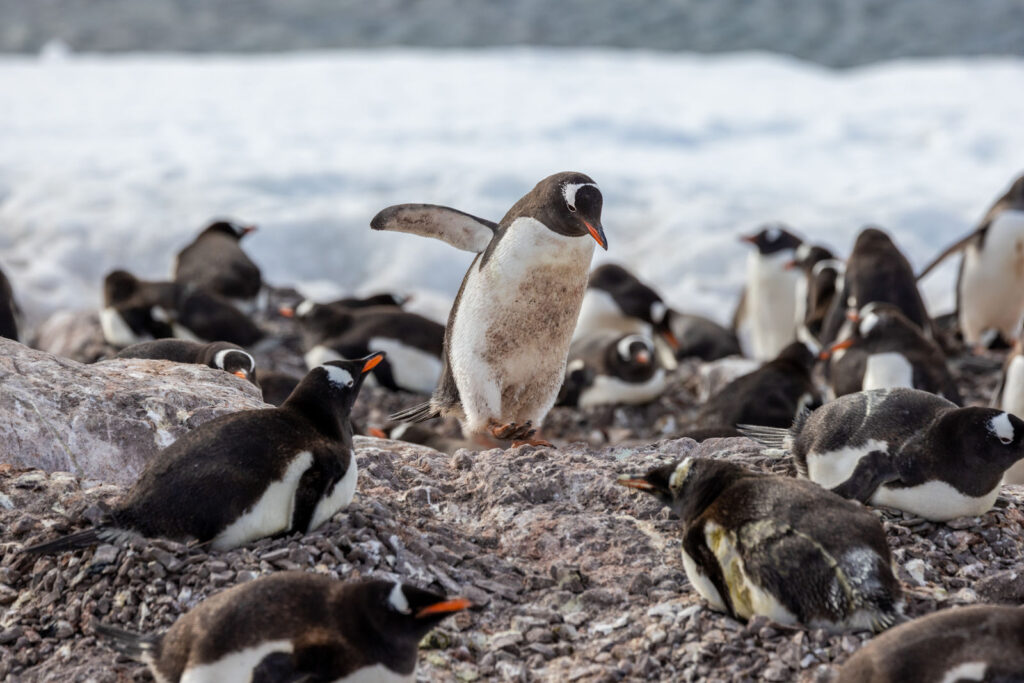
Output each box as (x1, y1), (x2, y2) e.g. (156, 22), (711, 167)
(0, 338), (267, 485)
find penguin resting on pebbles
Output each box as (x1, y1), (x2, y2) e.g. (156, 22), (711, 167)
(114, 339), (257, 384)
(618, 457), (904, 632)
(374, 171), (608, 447)
(740, 387), (1024, 521)
(23, 353), (384, 553)
(95, 572), (471, 683)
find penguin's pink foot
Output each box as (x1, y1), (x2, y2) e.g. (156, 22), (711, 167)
(488, 420), (534, 441)
(511, 436), (554, 449)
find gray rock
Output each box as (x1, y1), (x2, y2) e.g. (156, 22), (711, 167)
(0, 338), (266, 484)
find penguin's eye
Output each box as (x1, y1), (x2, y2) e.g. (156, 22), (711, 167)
(567, 204), (577, 213)
(1000, 435), (1013, 445)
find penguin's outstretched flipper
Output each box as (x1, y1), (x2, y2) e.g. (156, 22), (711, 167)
(371, 204), (497, 253)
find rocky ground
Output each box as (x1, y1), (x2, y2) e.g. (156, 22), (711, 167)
(4, 303), (1021, 681)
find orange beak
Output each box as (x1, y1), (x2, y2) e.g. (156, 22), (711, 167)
(783, 260), (798, 270)
(583, 220), (608, 250)
(362, 353), (384, 373)
(616, 476), (654, 490)
(636, 351), (651, 365)
(241, 225), (258, 236)
(279, 307), (295, 318)
(846, 311), (860, 323)
(233, 370), (248, 379)
(415, 597), (473, 618)
(820, 338), (854, 360)
(367, 427), (388, 439)
(739, 234), (758, 245)
(661, 329), (680, 351)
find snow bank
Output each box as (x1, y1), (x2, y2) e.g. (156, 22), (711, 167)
(0, 49), (1022, 328)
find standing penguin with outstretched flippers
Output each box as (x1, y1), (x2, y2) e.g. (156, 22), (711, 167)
(373, 172), (608, 448)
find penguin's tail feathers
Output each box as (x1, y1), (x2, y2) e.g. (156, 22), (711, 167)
(735, 424), (791, 455)
(21, 526), (138, 555)
(390, 401), (440, 424)
(94, 622), (159, 661)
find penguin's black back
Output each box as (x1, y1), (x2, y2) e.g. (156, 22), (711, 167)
(174, 226), (261, 300)
(175, 289), (263, 346)
(115, 339), (208, 363)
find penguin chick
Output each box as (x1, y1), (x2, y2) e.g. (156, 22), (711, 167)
(734, 224), (804, 360)
(918, 174), (1024, 348)
(822, 302), (960, 404)
(174, 219), (262, 309)
(574, 263), (680, 356)
(558, 332), (666, 408)
(819, 227), (931, 345)
(617, 457), (903, 632)
(739, 388), (1024, 521)
(115, 339), (257, 383)
(836, 605), (1024, 683)
(694, 341), (821, 434)
(376, 171), (608, 447)
(22, 353), (385, 554)
(95, 572), (471, 683)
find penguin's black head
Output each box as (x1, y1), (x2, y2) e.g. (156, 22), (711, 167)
(357, 579), (471, 646)
(939, 409), (1024, 471)
(785, 244), (835, 272)
(740, 224), (802, 255)
(617, 459), (689, 508)
(616, 334), (655, 367)
(103, 269), (141, 306)
(853, 226), (896, 255)
(282, 299), (354, 339)
(619, 457), (750, 522)
(530, 171), (607, 249)
(202, 219), (257, 240)
(847, 302), (914, 341)
(212, 347), (257, 383)
(587, 264), (678, 349)
(774, 341), (816, 372)
(319, 352), (384, 397)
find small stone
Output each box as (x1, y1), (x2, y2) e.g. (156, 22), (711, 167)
(90, 544), (120, 567)
(490, 631), (523, 651)
(0, 626), (23, 645)
(54, 621), (74, 639)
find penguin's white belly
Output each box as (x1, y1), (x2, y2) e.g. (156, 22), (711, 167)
(746, 253), (799, 359)
(1000, 356), (1024, 485)
(937, 662), (989, 683)
(578, 369), (667, 408)
(330, 664), (415, 682)
(212, 452), (313, 550)
(871, 479), (999, 521)
(573, 289), (650, 340)
(100, 307), (147, 348)
(180, 640), (293, 683)
(681, 547), (728, 613)
(862, 352), (914, 391)
(805, 439), (889, 489)
(308, 456), (358, 532)
(449, 218), (594, 429)
(368, 336), (442, 394)
(959, 211), (1024, 344)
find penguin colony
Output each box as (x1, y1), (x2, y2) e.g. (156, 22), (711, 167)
(5, 171), (1024, 679)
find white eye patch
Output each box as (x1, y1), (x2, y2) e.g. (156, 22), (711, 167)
(765, 226), (781, 243)
(323, 364), (354, 388)
(670, 457), (694, 490)
(296, 299), (316, 317)
(989, 412), (1014, 444)
(214, 348), (255, 372)
(650, 301), (667, 324)
(562, 182), (598, 211)
(860, 313), (880, 336)
(616, 334), (651, 361)
(389, 581), (411, 614)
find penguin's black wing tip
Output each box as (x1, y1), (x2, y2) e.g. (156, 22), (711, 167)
(390, 401), (440, 424)
(735, 424), (791, 453)
(21, 528), (102, 555)
(94, 622), (158, 660)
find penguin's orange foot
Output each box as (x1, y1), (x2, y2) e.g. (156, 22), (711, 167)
(488, 420), (534, 441)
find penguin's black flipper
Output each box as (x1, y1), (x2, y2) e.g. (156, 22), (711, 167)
(371, 204), (498, 253)
(736, 424), (791, 453)
(252, 651), (314, 683)
(916, 228), (982, 281)
(390, 401), (440, 423)
(830, 451), (900, 504)
(94, 622), (160, 661)
(21, 526), (138, 555)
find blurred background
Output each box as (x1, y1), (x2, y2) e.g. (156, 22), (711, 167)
(0, 0), (1022, 329)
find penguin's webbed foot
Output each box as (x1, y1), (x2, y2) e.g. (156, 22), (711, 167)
(511, 437), (555, 449)
(488, 420), (534, 441)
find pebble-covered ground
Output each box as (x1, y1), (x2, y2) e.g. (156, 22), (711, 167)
(3, 429), (1024, 682)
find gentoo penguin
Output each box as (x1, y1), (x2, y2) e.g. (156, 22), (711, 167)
(0, 265), (22, 341)
(837, 605), (1024, 683)
(558, 332), (666, 408)
(95, 572), (471, 683)
(733, 224), (804, 360)
(115, 339), (257, 383)
(618, 457), (903, 632)
(573, 264), (679, 358)
(994, 332), (1024, 484)
(23, 353), (384, 554)
(668, 313), (740, 362)
(374, 171), (608, 446)
(823, 302), (961, 403)
(291, 302), (445, 395)
(787, 245), (843, 345)
(693, 341), (820, 435)
(278, 293), (406, 319)
(173, 286), (264, 347)
(174, 219), (262, 311)
(819, 228), (931, 345)
(918, 174), (1024, 348)
(739, 388), (1024, 521)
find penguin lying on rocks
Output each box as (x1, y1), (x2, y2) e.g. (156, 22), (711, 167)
(558, 332), (666, 408)
(837, 605), (1024, 683)
(618, 457), (904, 632)
(23, 353), (383, 553)
(739, 387), (1024, 521)
(95, 572), (471, 683)
(114, 339), (257, 384)
(174, 219), (262, 312)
